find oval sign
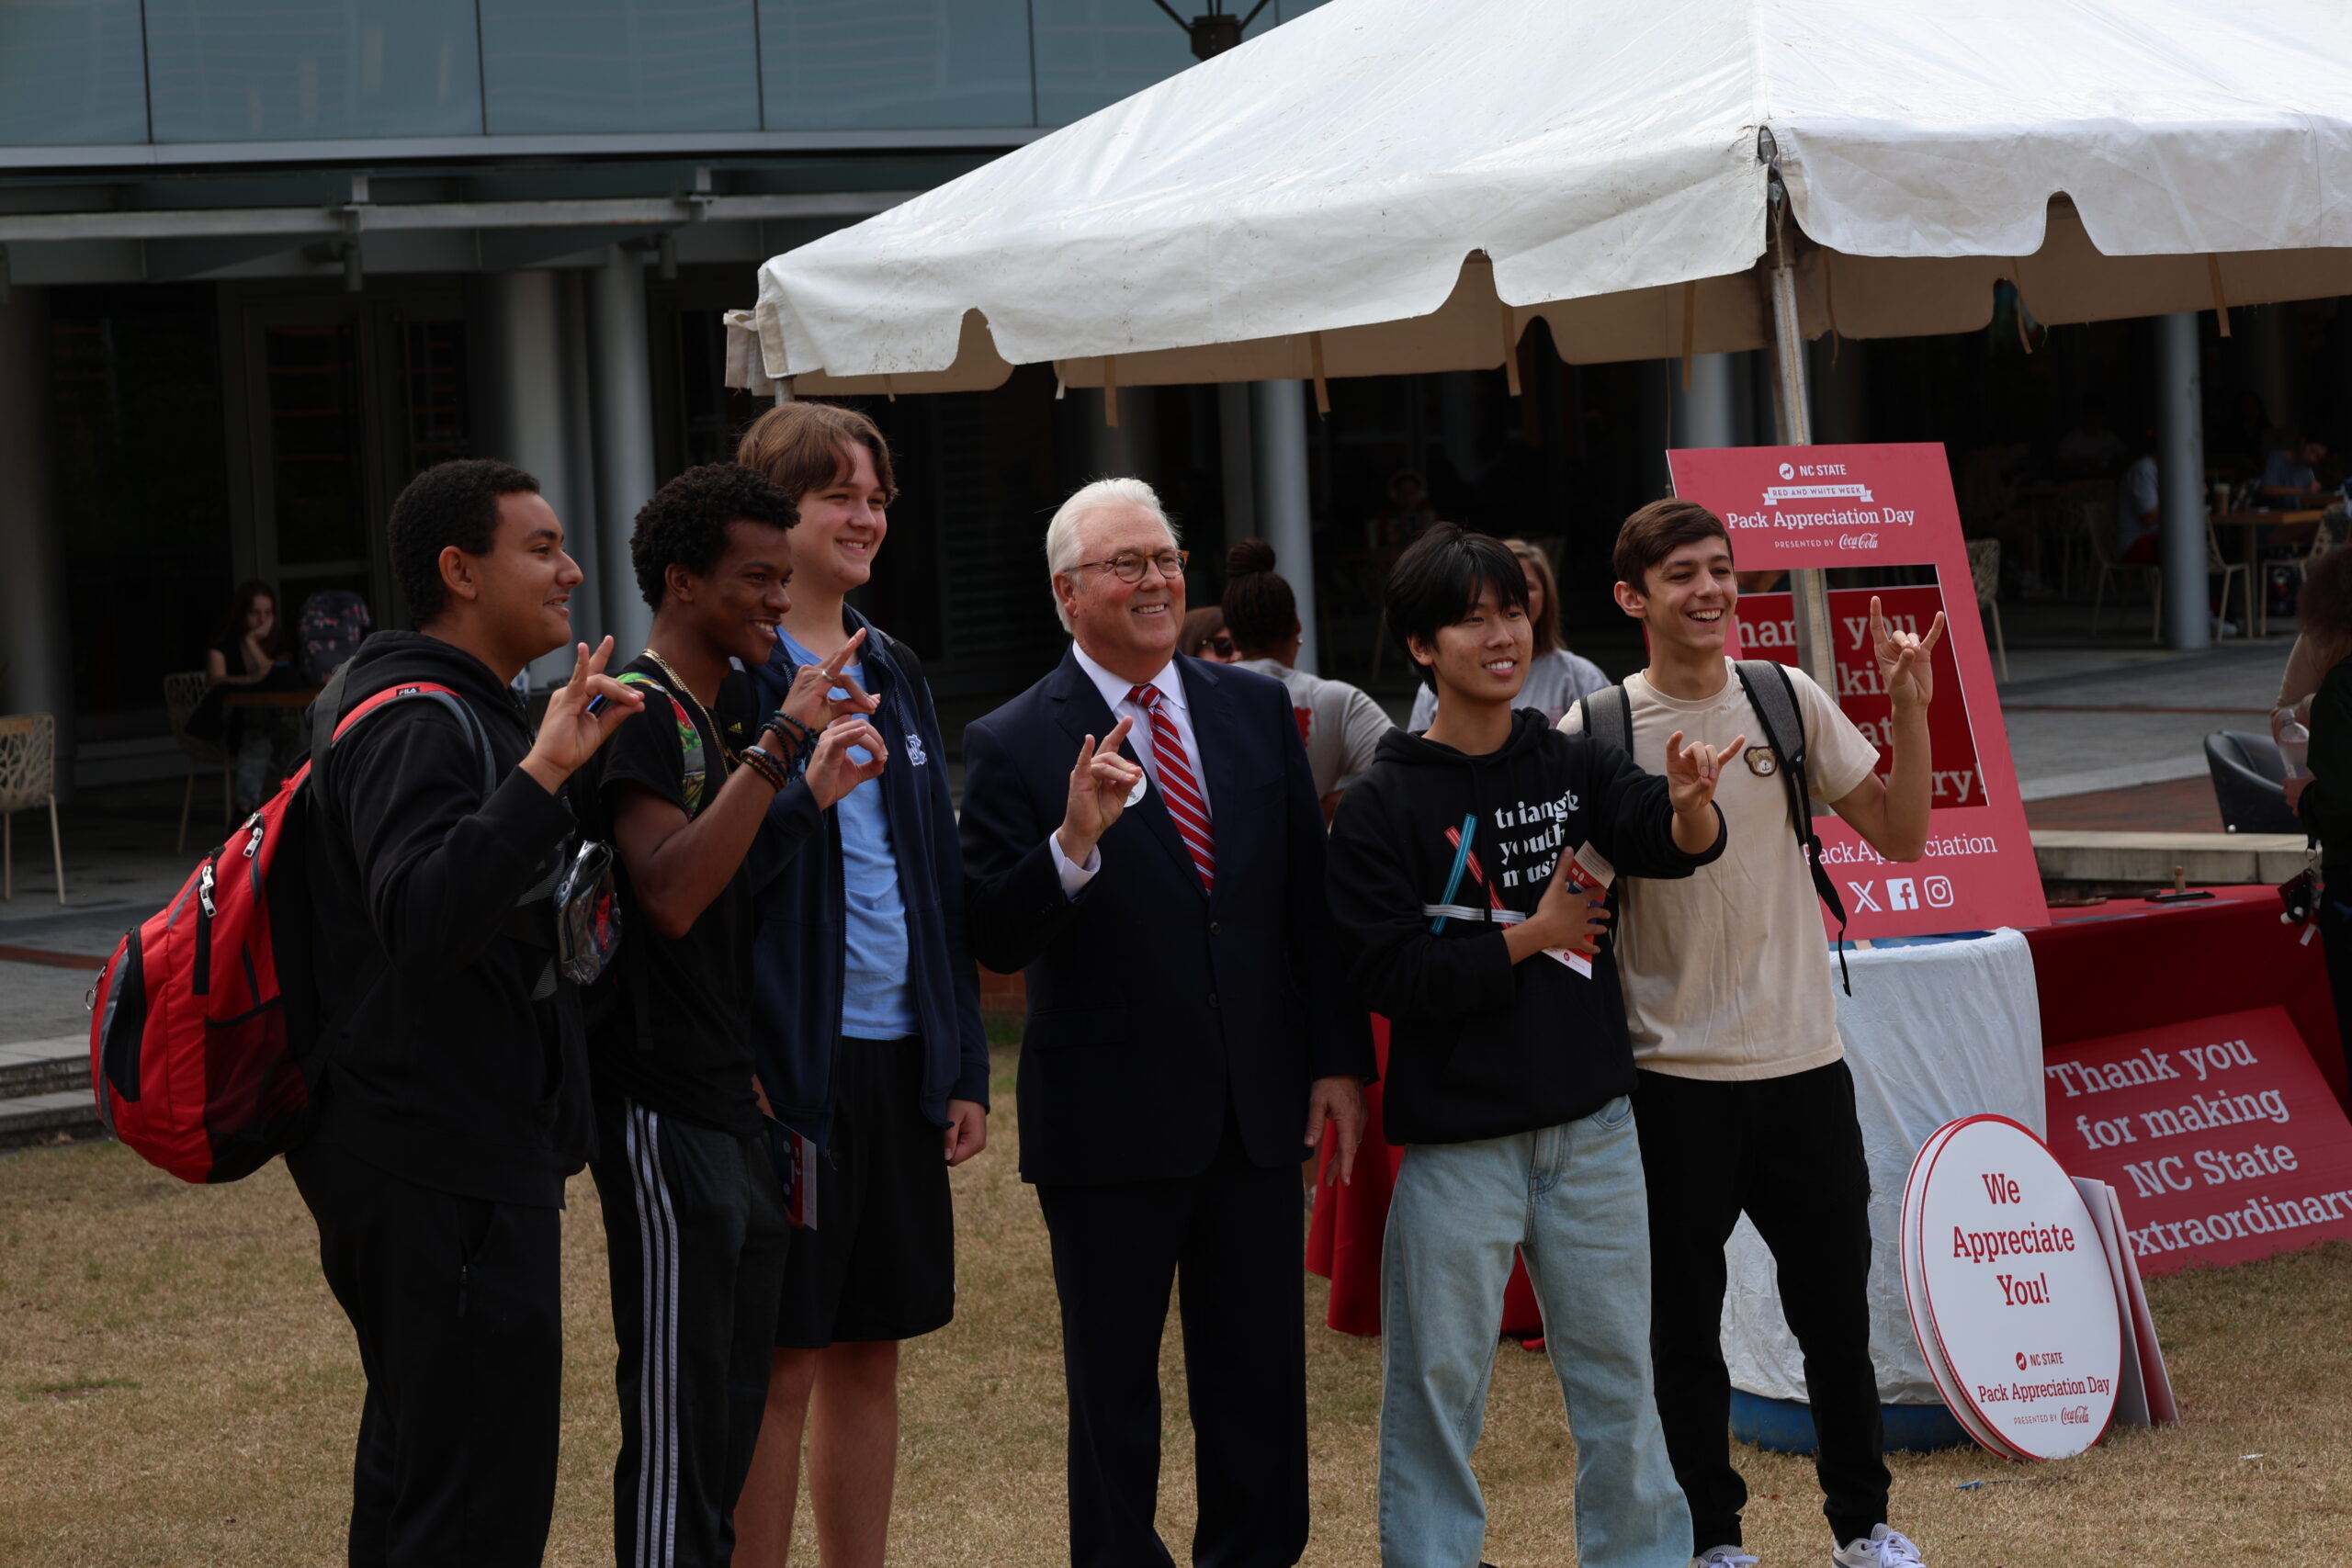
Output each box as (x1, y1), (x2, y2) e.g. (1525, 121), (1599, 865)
(1902, 1114), (2121, 1461)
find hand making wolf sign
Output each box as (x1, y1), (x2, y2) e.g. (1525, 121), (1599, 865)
(1871, 593), (1948, 714)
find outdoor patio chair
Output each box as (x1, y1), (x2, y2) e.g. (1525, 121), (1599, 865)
(2206, 520), (2253, 637)
(2204, 730), (2301, 835)
(0, 712), (66, 903)
(1966, 538), (2008, 681)
(163, 670), (231, 854)
(2087, 504), (2160, 643)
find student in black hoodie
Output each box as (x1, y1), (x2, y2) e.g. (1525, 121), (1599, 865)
(1326, 524), (1736, 1568)
(290, 458), (641, 1568)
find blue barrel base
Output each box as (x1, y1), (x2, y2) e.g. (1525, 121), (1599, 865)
(1729, 1390), (1973, 1455)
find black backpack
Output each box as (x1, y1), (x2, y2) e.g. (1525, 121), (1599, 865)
(1576, 658), (1852, 992)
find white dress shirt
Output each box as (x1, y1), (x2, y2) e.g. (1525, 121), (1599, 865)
(1050, 642), (1212, 897)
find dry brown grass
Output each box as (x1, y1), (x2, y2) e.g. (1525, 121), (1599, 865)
(5, 1047), (2351, 1564)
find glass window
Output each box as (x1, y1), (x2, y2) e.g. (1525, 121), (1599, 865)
(143, 0), (482, 141)
(1030, 0), (1194, 126)
(758, 0), (1034, 130)
(481, 0), (761, 133)
(0, 0), (149, 146)
(50, 286), (234, 736)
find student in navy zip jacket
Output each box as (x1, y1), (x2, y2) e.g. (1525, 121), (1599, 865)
(741, 605), (989, 1145)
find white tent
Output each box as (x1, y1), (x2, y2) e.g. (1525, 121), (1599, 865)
(751, 0), (2352, 400)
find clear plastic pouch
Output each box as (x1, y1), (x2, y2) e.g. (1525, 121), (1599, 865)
(553, 840), (622, 987)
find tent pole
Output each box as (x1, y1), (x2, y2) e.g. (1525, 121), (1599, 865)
(1764, 160), (1836, 694)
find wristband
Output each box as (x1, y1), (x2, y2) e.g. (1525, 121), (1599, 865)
(740, 742), (793, 793)
(767, 709), (819, 766)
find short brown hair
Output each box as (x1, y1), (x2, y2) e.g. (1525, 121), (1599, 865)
(734, 400), (899, 503)
(1612, 498), (1732, 591)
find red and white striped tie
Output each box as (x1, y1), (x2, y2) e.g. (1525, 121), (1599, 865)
(1129, 682), (1216, 892)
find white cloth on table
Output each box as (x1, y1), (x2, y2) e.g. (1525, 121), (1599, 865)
(1719, 928), (2044, 1406)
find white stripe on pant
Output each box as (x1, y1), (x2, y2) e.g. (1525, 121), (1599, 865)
(627, 1102), (684, 1568)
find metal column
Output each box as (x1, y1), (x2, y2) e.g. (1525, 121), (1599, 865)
(1763, 202), (1836, 693)
(0, 286), (72, 795)
(1673, 352), (1744, 449)
(490, 269), (600, 684)
(2156, 310), (2211, 649)
(590, 245), (658, 659)
(1250, 380), (1317, 672)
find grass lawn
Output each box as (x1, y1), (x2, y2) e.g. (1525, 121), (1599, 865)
(6, 1047), (2351, 1563)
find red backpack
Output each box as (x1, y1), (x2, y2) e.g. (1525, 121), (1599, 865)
(88, 673), (495, 1183)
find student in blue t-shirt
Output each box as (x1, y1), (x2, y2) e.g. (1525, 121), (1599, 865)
(731, 401), (991, 1568)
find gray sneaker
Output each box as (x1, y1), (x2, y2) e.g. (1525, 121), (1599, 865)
(1831, 1525), (1927, 1567)
(1696, 1549), (1758, 1568)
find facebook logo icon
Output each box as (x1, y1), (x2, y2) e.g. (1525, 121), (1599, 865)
(1885, 877), (1919, 911)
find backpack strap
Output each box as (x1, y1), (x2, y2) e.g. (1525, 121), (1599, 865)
(614, 671), (708, 817)
(1733, 659), (1852, 994)
(1575, 684), (1634, 758)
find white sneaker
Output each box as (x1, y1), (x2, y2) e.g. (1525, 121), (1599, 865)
(1831, 1525), (1927, 1567)
(1696, 1549), (1758, 1568)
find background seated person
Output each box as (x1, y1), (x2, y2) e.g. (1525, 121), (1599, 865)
(2261, 434), (2330, 503)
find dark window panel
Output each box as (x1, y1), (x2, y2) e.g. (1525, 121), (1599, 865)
(144, 0), (482, 141)
(758, 0), (1033, 130)
(481, 0), (761, 133)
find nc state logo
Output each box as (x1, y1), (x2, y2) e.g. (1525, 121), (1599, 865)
(1744, 746), (1777, 777)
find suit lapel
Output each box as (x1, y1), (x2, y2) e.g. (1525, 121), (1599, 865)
(1048, 648), (1202, 894)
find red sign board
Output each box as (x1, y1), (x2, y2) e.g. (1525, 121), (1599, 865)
(2042, 1006), (2352, 1275)
(1667, 443), (2048, 938)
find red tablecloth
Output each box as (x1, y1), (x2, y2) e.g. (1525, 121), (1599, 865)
(1305, 1018), (1542, 1338)
(1309, 887), (2348, 1338)
(2028, 884), (2346, 1109)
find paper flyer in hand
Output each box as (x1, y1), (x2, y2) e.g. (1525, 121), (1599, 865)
(1547, 841), (1615, 976)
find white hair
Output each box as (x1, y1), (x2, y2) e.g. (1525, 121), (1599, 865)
(1045, 477), (1182, 632)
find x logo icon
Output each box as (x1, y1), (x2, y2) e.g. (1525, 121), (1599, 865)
(1847, 880), (1883, 913)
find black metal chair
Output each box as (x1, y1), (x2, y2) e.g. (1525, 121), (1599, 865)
(2205, 730), (2301, 834)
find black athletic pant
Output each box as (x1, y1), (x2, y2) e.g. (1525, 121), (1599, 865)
(1033, 1115), (1308, 1568)
(288, 1134), (564, 1568)
(590, 1094), (791, 1568)
(1634, 1061), (1890, 1551)
(2319, 892), (2352, 1090)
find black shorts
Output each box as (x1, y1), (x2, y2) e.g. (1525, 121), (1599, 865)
(774, 1034), (956, 1348)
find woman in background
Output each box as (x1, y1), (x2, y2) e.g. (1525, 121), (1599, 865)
(1181, 604), (1238, 662)
(1222, 538), (1392, 818)
(203, 580), (295, 812)
(1407, 537), (1608, 730)
(2292, 544), (2352, 1088)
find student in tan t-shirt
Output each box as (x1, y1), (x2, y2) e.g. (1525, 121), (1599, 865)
(1562, 499), (1947, 1568)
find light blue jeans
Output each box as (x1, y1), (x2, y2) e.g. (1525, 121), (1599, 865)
(1378, 1097), (1691, 1568)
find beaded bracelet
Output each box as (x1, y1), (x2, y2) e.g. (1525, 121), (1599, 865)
(766, 709), (820, 767)
(739, 742), (793, 793)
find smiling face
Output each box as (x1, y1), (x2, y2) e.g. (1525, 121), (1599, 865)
(458, 490), (584, 667)
(787, 441), (888, 596)
(1616, 536), (1736, 657)
(1056, 501), (1185, 682)
(1411, 582), (1532, 708)
(673, 519), (796, 666)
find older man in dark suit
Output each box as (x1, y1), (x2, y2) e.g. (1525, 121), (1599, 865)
(960, 477), (1372, 1568)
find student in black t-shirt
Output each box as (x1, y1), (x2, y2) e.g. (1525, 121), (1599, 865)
(573, 463), (887, 1568)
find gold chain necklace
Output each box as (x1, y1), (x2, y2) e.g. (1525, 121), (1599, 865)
(639, 646), (733, 778)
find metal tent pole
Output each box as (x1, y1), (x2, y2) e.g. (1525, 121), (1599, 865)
(1760, 135), (1837, 694)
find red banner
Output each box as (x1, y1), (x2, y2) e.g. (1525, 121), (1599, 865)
(1667, 444), (2048, 938)
(2042, 1006), (2352, 1275)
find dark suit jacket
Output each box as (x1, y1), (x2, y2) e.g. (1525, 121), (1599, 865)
(961, 649), (1374, 1185)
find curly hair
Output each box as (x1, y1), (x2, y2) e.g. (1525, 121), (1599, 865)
(631, 463), (799, 610)
(388, 459), (539, 626)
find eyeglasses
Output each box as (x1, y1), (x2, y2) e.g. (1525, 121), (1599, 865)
(1070, 549), (1190, 584)
(1206, 635), (1237, 658)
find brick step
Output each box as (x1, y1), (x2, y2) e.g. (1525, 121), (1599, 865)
(0, 1057), (85, 1098)
(0, 1089), (106, 1152)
